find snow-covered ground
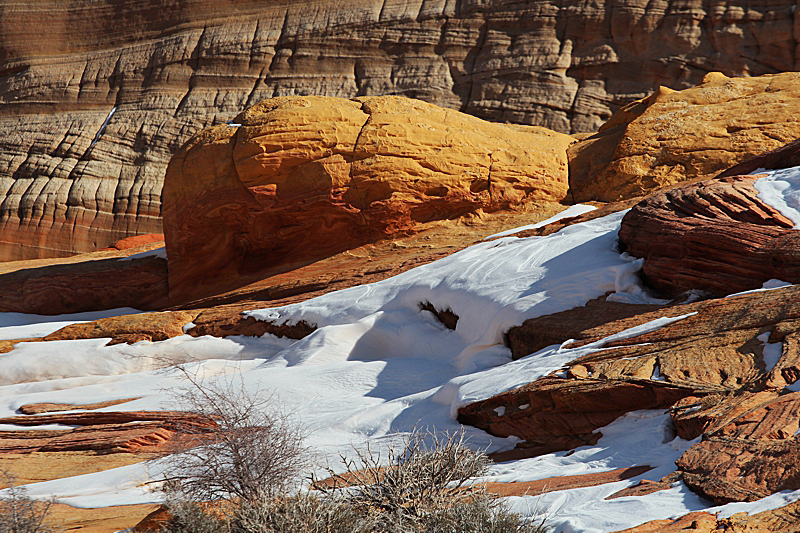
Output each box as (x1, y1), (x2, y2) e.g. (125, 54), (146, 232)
(754, 165), (800, 228)
(2, 197), (800, 531)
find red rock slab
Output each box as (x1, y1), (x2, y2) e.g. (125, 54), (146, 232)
(485, 465), (653, 497)
(44, 311), (199, 345)
(458, 377), (696, 456)
(605, 478), (675, 500)
(612, 501), (800, 533)
(187, 311), (315, 340)
(0, 255), (168, 315)
(674, 392), (800, 504)
(134, 506), (171, 533)
(505, 296), (664, 360)
(0, 423), (178, 453)
(0, 411), (210, 428)
(618, 175), (800, 298)
(103, 234), (165, 251)
(0, 411), (213, 454)
(18, 398), (139, 415)
(612, 512), (721, 533)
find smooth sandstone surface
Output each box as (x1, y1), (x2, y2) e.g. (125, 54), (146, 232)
(1, 0), (798, 260)
(162, 95), (573, 302)
(569, 72), (800, 202)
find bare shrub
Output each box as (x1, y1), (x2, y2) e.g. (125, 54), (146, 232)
(160, 368), (309, 505)
(230, 493), (375, 533)
(157, 368), (546, 533)
(160, 498), (230, 533)
(0, 472), (58, 533)
(317, 428), (491, 524)
(422, 494), (548, 533)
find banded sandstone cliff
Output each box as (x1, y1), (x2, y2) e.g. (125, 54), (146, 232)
(0, 0), (797, 260)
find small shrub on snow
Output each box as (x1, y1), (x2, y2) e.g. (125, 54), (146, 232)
(160, 368), (309, 504)
(158, 368), (546, 533)
(0, 472), (58, 533)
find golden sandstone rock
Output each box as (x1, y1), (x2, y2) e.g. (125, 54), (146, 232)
(162, 95), (573, 303)
(569, 72), (800, 202)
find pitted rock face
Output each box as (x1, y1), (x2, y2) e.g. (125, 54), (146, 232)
(162, 95), (573, 303)
(1, 0), (798, 260)
(569, 72), (800, 202)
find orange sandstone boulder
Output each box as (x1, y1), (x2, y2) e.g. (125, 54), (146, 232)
(569, 72), (800, 202)
(163, 95), (573, 303)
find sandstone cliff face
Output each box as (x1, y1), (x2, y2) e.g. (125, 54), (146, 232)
(1, 0), (797, 260)
(162, 95), (572, 303)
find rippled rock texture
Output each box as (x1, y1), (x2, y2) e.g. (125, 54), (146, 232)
(1, 0), (798, 260)
(618, 174), (800, 297)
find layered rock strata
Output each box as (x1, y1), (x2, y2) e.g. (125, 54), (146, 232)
(2, 0), (798, 260)
(460, 284), (800, 501)
(163, 95), (572, 302)
(569, 72), (800, 202)
(0, 411), (213, 453)
(618, 174), (800, 297)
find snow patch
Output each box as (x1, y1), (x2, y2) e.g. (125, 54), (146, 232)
(118, 247), (167, 262)
(484, 204), (597, 239)
(89, 107), (117, 149)
(754, 165), (800, 228)
(650, 363), (666, 381)
(725, 279), (792, 299)
(757, 332), (783, 372)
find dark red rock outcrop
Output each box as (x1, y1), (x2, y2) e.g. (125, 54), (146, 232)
(18, 399), (138, 415)
(2, 1), (798, 261)
(618, 175), (800, 297)
(0, 255), (169, 314)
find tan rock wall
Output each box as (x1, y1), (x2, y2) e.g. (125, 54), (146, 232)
(0, 0), (797, 259)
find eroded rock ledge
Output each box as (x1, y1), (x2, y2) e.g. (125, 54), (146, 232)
(461, 284), (800, 503)
(618, 174), (800, 298)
